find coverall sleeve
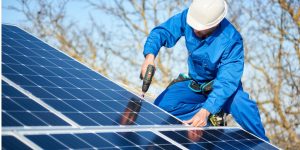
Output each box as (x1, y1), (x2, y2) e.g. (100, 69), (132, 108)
(143, 9), (187, 57)
(202, 40), (244, 115)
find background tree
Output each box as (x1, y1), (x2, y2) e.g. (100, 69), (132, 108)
(5, 0), (299, 149)
(227, 0), (299, 148)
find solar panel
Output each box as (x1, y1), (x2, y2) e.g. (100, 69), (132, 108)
(2, 24), (279, 150)
(2, 24), (181, 126)
(2, 80), (70, 126)
(25, 131), (179, 149)
(160, 128), (279, 149)
(2, 135), (32, 150)
(3, 127), (278, 150)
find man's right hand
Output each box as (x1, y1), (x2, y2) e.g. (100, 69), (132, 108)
(140, 54), (155, 79)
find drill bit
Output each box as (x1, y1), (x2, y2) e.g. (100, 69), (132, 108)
(141, 92), (145, 98)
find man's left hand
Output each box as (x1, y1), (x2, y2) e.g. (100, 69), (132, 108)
(183, 108), (210, 127)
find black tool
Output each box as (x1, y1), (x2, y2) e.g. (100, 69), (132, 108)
(209, 111), (227, 126)
(140, 65), (155, 97)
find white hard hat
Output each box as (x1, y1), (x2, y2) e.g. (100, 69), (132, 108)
(187, 0), (228, 31)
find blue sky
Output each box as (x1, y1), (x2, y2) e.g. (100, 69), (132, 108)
(2, 0), (112, 27)
(2, 0), (22, 23)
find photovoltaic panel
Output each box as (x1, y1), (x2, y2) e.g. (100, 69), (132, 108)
(2, 80), (69, 127)
(160, 128), (278, 150)
(2, 135), (31, 150)
(25, 131), (179, 150)
(2, 24), (181, 126)
(4, 128), (279, 150)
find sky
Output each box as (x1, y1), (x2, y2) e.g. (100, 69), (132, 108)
(2, 0), (111, 28)
(2, 0), (22, 24)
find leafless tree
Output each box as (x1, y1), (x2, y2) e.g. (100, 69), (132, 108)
(86, 0), (190, 92)
(228, 0), (300, 149)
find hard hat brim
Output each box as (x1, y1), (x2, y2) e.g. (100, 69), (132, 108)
(187, 1), (228, 31)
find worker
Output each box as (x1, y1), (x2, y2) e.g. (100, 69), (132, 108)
(140, 0), (269, 141)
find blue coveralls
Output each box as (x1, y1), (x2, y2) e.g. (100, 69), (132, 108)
(143, 9), (269, 141)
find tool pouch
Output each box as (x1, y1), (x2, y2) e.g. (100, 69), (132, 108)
(166, 73), (191, 88)
(188, 80), (214, 95)
(167, 73), (214, 96)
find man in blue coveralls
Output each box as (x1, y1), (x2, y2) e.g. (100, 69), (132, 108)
(140, 0), (269, 141)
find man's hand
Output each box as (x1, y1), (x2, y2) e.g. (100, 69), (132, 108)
(141, 54), (155, 78)
(183, 108), (210, 127)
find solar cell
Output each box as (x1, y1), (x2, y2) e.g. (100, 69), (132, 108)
(2, 24), (181, 126)
(2, 81), (69, 126)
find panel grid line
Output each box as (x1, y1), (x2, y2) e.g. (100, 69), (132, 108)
(231, 128), (270, 150)
(153, 131), (187, 150)
(77, 132), (119, 149)
(2, 111), (25, 126)
(3, 126), (238, 135)
(213, 129), (254, 150)
(2, 94), (62, 127)
(10, 132), (42, 150)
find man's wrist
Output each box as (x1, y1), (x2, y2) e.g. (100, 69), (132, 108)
(201, 108), (211, 117)
(145, 54), (155, 60)
(202, 104), (218, 115)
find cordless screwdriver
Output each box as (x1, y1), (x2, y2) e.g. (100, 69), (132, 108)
(140, 65), (155, 97)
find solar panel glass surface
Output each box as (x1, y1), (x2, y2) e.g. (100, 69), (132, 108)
(2, 24), (181, 126)
(26, 131), (178, 150)
(2, 80), (69, 126)
(2, 135), (32, 150)
(161, 128), (278, 150)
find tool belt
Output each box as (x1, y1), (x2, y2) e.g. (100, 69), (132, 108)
(167, 73), (227, 126)
(166, 73), (191, 88)
(167, 73), (214, 95)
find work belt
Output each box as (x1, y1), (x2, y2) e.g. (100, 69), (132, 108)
(167, 73), (214, 95)
(167, 73), (227, 126)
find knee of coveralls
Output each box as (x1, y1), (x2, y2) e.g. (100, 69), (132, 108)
(154, 80), (207, 121)
(224, 86), (269, 142)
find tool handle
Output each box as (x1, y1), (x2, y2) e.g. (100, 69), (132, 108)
(141, 65), (155, 93)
